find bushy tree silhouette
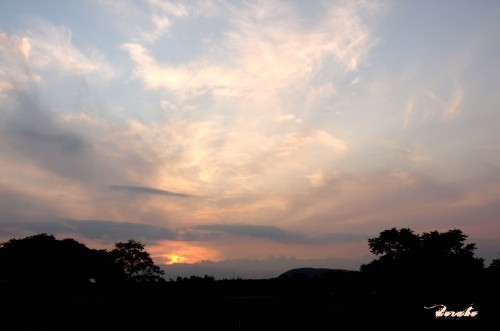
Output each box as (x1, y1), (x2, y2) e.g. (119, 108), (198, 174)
(111, 239), (165, 283)
(362, 228), (483, 269)
(360, 227), (484, 295)
(366, 227), (420, 257)
(488, 254), (500, 270)
(0, 233), (124, 289)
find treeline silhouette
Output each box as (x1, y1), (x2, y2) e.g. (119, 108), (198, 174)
(0, 228), (499, 330)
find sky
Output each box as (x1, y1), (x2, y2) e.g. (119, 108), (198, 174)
(1, 0), (500, 279)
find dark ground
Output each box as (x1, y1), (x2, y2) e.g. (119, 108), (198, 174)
(1, 272), (497, 330)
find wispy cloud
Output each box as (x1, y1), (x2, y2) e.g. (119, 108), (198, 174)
(0, 32), (39, 91)
(380, 139), (434, 166)
(0, 20), (114, 105)
(95, 0), (191, 45)
(403, 82), (465, 127)
(142, 0), (188, 43)
(22, 21), (112, 78)
(442, 82), (464, 121)
(123, 1), (380, 99)
(114, 1), (383, 202)
(109, 185), (193, 198)
(403, 97), (415, 128)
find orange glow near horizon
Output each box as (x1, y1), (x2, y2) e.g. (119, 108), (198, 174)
(150, 241), (222, 265)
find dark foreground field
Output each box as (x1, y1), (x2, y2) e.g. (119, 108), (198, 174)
(1, 230), (497, 330)
(1, 271), (497, 330)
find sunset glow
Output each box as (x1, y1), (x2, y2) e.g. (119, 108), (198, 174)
(150, 241), (222, 265)
(165, 254), (186, 265)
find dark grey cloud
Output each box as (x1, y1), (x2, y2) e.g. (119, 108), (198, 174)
(192, 223), (367, 244)
(109, 185), (193, 198)
(16, 129), (87, 157)
(0, 219), (177, 244)
(0, 183), (65, 224)
(61, 219), (177, 242)
(0, 87), (155, 188)
(0, 90), (93, 180)
(0, 217), (366, 248)
(194, 223), (306, 243)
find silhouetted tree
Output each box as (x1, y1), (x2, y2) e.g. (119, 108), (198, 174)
(366, 227), (420, 257)
(362, 228), (483, 269)
(360, 227), (484, 294)
(489, 254), (500, 270)
(419, 229), (484, 272)
(0, 233), (124, 290)
(111, 239), (165, 283)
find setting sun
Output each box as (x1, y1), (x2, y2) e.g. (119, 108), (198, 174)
(166, 254), (187, 264)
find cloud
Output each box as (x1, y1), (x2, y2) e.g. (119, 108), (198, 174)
(123, 1), (380, 98)
(116, 1), (380, 201)
(0, 183), (68, 224)
(30, 24), (113, 77)
(0, 87), (178, 237)
(0, 32), (39, 92)
(0, 219), (176, 243)
(477, 145), (500, 151)
(0, 89), (93, 181)
(109, 185), (193, 198)
(5, 21), (113, 79)
(277, 170), (465, 234)
(142, 0), (188, 43)
(192, 223), (366, 244)
(403, 97), (414, 128)
(0, 88), (155, 189)
(442, 82), (464, 121)
(0, 23), (145, 189)
(306, 172), (329, 188)
(194, 223), (306, 243)
(95, 0), (192, 45)
(97, 1), (386, 209)
(403, 82), (464, 127)
(122, 114), (348, 202)
(380, 140), (434, 166)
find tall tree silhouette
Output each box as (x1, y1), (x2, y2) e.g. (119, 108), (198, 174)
(111, 239), (165, 283)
